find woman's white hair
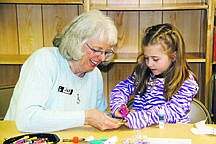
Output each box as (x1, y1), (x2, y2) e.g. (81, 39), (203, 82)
(53, 10), (118, 60)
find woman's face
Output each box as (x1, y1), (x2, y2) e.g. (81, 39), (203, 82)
(143, 43), (175, 76)
(81, 39), (113, 72)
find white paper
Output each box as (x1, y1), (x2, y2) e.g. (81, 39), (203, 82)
(122, 135), (191, 144)
(148, 138), (192, 144)
(190, 119), (216, 135)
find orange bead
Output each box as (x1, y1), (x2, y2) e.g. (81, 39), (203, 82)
(73, 136), (79, 143)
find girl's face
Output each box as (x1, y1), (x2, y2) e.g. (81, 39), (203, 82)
(81, 39), (113, 72)
(143, 44), (175, 76)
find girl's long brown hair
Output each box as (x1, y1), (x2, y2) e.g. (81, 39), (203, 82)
(133, 23), (197, 101)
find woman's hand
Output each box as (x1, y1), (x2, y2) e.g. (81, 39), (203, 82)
(85, 109), (121, 131)
(114, 108), (123, 118)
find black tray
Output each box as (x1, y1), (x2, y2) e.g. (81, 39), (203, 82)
(3, 133), (60, 144)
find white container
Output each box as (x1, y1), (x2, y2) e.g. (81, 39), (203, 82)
(158, 109), (165, 128)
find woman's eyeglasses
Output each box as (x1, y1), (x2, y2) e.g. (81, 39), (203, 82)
(85, 43), (114, 60)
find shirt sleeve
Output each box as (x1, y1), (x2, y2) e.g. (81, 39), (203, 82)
(125, 74), (199, 129)
(13, 49), (85, 132)
(110, 74), (136, 116)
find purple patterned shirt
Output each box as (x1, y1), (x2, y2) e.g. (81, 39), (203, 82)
(110, 73), (199, 129)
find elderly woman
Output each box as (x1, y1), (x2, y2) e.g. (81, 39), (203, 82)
(5, 10), (121, 132)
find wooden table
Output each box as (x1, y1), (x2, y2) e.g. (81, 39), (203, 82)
(0, 120), (216, 144)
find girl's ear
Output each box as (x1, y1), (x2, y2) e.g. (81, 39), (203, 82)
(171, 51), (177, 62)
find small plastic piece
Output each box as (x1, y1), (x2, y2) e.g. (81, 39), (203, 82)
(121, 104), (128, 118)
(104, 136), (118, 144)
(73, 136), (79, 143)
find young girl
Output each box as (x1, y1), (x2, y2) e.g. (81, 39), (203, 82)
(110, 23), (199, 129)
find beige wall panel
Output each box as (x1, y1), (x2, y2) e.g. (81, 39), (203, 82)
(90, 0), (106, 4)
(163, 11), (201, 53)
(0, 65), (20, 87)
(189, 63), (205, 102)
(108, 0), (139, 5)
(43, 5), (79, 46)
(140, 11), (162, 53)
(0, 86), (14, 119)
(163, 0), (204, 3)
(78, 5), (85, 13)
(17, 4), (43, 54)
(108, 11), (139, 54)
(0, 4), (18, 54)
(140, 0), (162, 4)
(101, 71), (108, 99)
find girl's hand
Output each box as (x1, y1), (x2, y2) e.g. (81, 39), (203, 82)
(114, 105), (129, 118)
(130, 109), (136, 113)
(123, 110), (136, 128)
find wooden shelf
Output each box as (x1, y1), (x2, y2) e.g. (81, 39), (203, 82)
(110, 52), (205, 63)
(186, 52), (206, 63)
(111, 53), (138, 63)
(0, 52), (205, 64)
(0, 54), (29, 64)
(0, 0), (84, 4)
(0, 85), (15, 89)
(90, 2), (208, 11)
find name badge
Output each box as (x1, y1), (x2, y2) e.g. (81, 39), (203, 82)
(58, 86), (73, 95)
